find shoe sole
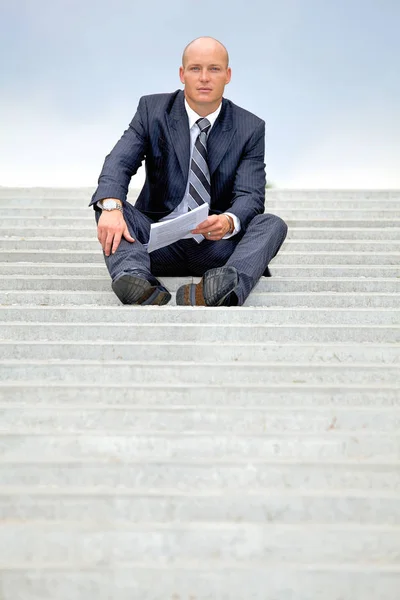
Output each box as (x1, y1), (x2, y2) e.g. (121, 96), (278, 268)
(176, 280), (207, 306)
(176, 268), (238, 307)
(112, 275), (171, 306)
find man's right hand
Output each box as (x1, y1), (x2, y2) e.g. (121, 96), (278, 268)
(97, 203), (135, 257)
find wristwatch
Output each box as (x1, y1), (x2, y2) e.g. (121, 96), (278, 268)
(101, 199), (123, 213)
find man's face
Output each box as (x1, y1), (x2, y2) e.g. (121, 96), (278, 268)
(179, 42), (231, 110)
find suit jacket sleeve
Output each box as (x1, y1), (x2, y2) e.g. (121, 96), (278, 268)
(228, 120), (266, 230)
(89, 97), (149, 208)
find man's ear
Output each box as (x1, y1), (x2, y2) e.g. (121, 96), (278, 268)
(226, 67), (232, 84)
(179, 66), (185, 84)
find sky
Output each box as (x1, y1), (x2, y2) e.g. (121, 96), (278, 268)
(0, 0), (399, 189)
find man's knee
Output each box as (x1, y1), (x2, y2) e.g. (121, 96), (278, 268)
(250, 213), (288, 238)
(274, 214), (288, 239)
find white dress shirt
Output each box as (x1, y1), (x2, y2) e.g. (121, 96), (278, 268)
(99, 98), (241, 239)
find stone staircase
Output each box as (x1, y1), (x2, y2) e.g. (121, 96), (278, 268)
(0, 188), (399, 599)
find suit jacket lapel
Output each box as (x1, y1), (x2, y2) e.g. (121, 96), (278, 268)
(166, 91), (190, 180)
(166, 91), (236, 179)
(207, 98), (236, 176)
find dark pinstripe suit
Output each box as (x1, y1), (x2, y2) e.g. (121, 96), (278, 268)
(90, 89), (287, 305)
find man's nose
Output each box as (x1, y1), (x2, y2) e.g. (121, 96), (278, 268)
(199, 69), (210, 81)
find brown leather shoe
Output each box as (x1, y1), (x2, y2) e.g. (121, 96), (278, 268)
(176, 266), (239, 307)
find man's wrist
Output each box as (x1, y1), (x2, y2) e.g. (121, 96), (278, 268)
(101, 198), (122, 207)
(222, 213), (234, 234)
(100, 198), (123, 213)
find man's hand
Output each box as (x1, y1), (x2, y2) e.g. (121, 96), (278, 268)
(191, 214), (232, 241)
(97, 207), (135, 257)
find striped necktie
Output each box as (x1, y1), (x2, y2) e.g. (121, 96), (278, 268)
(187, 117), (211, 210)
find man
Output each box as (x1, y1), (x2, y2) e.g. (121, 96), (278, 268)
(89, 37), (287, 306)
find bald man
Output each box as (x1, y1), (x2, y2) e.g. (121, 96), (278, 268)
(89, 37), (288, 306)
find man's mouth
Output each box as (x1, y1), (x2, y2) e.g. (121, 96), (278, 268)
(198, 88), (212, 91)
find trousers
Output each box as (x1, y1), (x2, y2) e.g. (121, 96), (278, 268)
(96, 203), (288, 305)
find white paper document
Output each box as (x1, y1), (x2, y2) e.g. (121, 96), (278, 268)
(146, 204), (209, 253)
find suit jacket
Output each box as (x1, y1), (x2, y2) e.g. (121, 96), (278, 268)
(90, 89), (266, 231)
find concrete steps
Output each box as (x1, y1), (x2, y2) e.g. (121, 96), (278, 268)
(1, 291), (399, 307)
(1, 569), (400, 600)
(2, 227), (400, 239)
(1, 457), (400, 486)
(5, 216), (400, 228)
(2, 362), (399, 386)
(3, 240), (400, 257)
(1, 430), (399, 460)
(0, 263), (398, 277)
(1, 521), (400, 560)
(1, 406), (399, 431)
(2, 249), (400, 264)
(0, 188), (399, 599)
(1, 383), (399, 405)
(2, 488), (400, 524)
(5, 208), (400, 220)
(3, 237), (400, 252)
(1, 341), (400, 362)
(1, 276), (400, 293)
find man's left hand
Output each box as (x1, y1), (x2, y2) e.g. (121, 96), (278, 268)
(192, 214), (232, 241)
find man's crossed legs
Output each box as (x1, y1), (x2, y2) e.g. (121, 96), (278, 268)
(96, 203), (288, 307)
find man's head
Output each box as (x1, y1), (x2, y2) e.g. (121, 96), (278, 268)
(179, 37), (231, 116)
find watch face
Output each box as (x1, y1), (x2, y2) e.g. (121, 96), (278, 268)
(103, 200), (117, 210)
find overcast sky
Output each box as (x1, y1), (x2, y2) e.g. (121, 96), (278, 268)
(1, 0), (399, 189)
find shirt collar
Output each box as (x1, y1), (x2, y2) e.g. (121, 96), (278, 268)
(184, 98), (222, 131)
